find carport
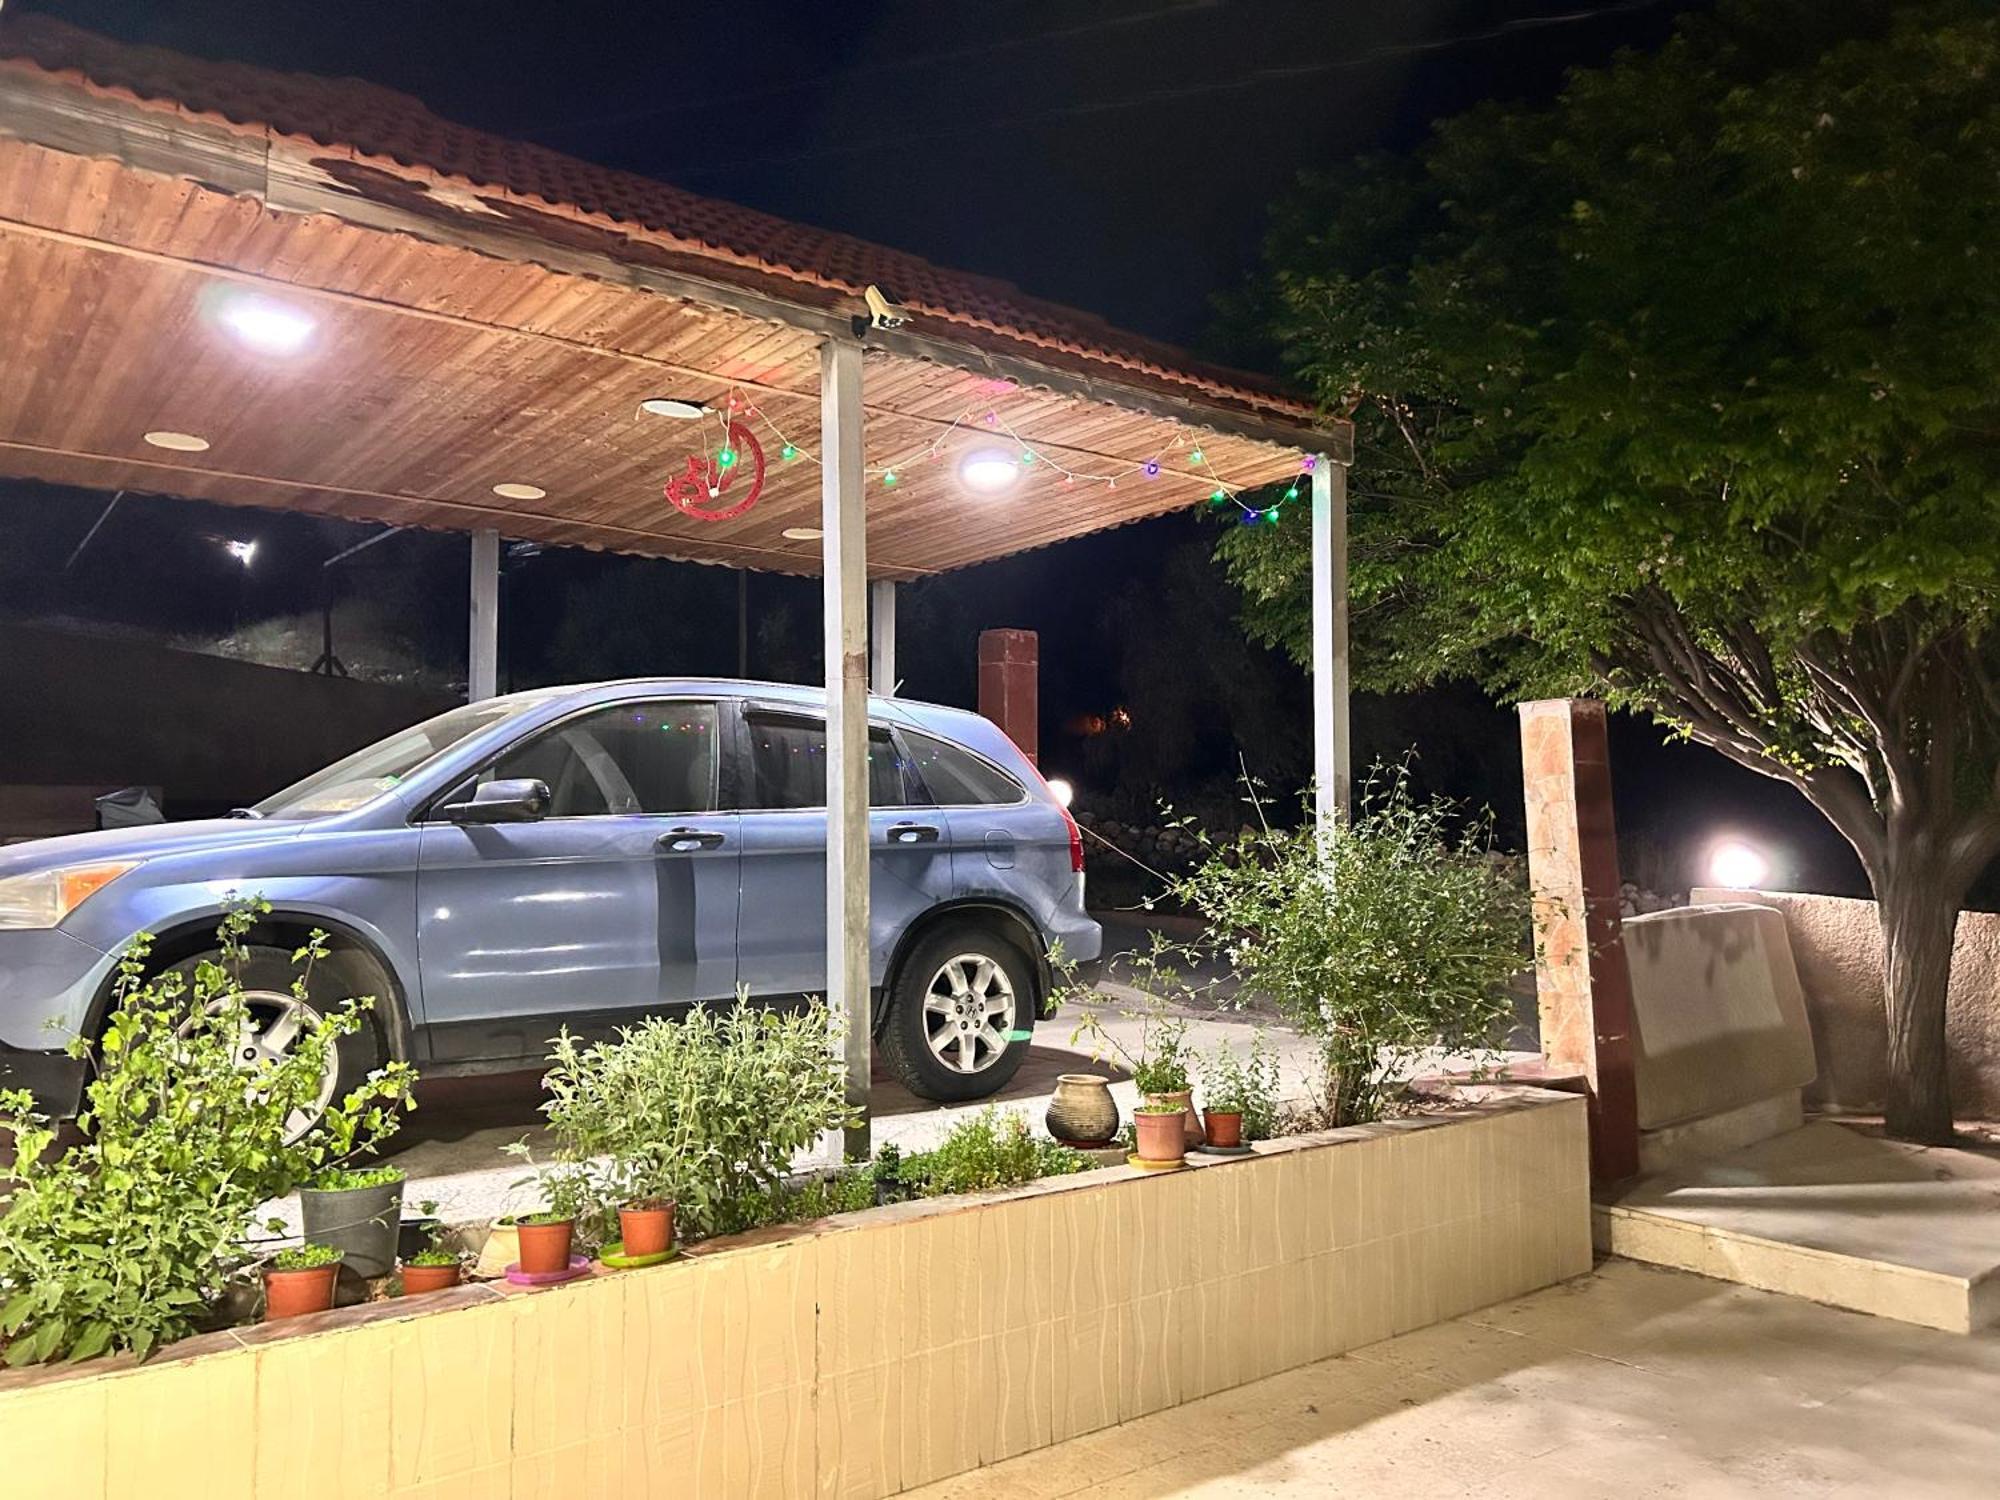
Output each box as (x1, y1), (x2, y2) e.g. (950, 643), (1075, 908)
(0, 17), (1353, 1151)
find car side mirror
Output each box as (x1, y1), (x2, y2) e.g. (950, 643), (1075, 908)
(442, 777), (550, 825)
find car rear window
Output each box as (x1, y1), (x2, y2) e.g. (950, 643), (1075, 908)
(902, 731), (1024, 806)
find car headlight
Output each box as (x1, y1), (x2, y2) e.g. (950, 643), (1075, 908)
(0, 862), (139, 930)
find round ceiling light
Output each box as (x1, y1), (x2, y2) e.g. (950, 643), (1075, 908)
(492, 482), (547, 501)
(959, 447), (1021, 495)
(143, 430), (211, 452)
(782, 526), (824, 541)
(216, 293), (315, 355)
(639, 397), (709, 420)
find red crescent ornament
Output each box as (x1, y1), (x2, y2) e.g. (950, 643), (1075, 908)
(665, 420), (765, 522)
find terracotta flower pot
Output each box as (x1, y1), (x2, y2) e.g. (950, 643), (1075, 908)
(1204, 1109), (1244, 1149)
(516, 1217), (575, 1275)
(1046, 1074), (1119, 1146)
(263, 1262), (340, 1321)
(1148, 1088), (1204, 1150)
(619, 1200), (676, 1258)
(400, 1261), (462, 1295)
(1134, 1110), (1188, 1164)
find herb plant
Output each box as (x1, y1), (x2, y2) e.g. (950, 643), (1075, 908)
(0, 903), (415, 1364)
(895, 1109), (1092, 1197)
(270, 1243), (343, 1272)
(1197, 1032), (1284, 1140)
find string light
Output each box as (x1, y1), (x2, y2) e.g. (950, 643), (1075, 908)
(714, 384), (1309, 521)
(717, 447), (738, 470)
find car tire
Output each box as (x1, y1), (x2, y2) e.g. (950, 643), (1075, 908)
(880, 924), (1038, 1103)
(164, 944), (388, 1141)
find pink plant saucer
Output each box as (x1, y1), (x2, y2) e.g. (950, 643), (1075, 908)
(505, 1254), (590, 1287)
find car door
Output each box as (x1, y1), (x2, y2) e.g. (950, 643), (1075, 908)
(413, 697), (739, 1063)
(730, 704), (954, 998)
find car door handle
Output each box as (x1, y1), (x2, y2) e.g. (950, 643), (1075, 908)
(887, 822), (941, 844)
(658, 828), (726, 853)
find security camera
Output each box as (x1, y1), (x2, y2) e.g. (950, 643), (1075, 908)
(856, 283), (908, 333)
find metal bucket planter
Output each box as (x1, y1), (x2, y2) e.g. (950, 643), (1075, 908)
(300, 1171), (406, 1278)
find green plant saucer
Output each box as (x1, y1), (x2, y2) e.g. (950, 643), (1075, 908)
(597, 1240), (679, 1271)
(1126, 1152), (1188, 1172)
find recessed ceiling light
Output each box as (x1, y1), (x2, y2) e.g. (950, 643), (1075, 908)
(216, 293), (316, 355)
(782, 526), (823, 541)
(492, 482), (547, 501)
(959, 447), (1022, 495)
(143, 430), (210, 452)
(639, 397), (708, 420)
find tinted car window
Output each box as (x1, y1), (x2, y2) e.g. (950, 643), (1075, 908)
(741, 713), (914, 809)
(486, 701), (718, 816)
(903, 731), (1023, 806)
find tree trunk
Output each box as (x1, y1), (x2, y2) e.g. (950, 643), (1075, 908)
(1875, 853), (1960, 1144)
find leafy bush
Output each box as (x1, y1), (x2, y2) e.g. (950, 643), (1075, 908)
(893, 1110), (1092, 1197)
(1069, 997), (1194, 1098)
(528, 993), (859, 1242)
(1197, 1032), (1284, 1140)
(0, 904), (415, 1364)
(1172, 771), (1529, 1127)
(270, 1243), (342, 1271)
(311, 1164), (405, 1191)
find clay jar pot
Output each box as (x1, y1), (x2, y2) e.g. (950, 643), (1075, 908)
(1134, 1109), (1189, 1164)
(400, 1261), (462, 1295)
(516, 1217), (576, 1275)
(263, 1261), (341, 1321)
(1149, 1088), (1204, 1150)
(1046, 1074), (1119, 1147)
(1204, 1110), (1245, 1149)
(619, 1200), (676, 1258)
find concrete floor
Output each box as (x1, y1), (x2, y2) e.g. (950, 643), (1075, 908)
(906, 1258), (2000, 1499)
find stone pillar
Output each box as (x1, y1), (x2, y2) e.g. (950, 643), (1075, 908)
(1520, 698), (1640, 1182)
(977, 628), (1039, 766)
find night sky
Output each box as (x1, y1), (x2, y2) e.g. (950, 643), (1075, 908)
(5, 0), (1867, 896)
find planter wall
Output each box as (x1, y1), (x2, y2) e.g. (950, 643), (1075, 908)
(0, 1088), (1588, 1500)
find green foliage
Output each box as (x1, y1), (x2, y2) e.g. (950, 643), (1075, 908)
(270, 1243), (343, 1272)
(1225, 0), (2000, 1140)
(1197, 1032), (1284, 1140)
(893, 1110), (1092, 1198)
(525, 993), (860, 1242)
(519, 1210), (572, 1227)
(1068, 993), (1193, 1099)
(311, 1164), (406, 1192)
(1159, 773), (1526, 1127)
(406, 1247), (460, 1268)
(0, 903), (415, 1364)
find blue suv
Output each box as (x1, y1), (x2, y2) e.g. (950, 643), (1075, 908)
(0, 680), (1100, 1122)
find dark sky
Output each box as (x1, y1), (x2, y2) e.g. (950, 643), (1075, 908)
(12, 0), (1859, 898)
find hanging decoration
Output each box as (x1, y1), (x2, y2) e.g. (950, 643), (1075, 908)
(713, 385), (1322, 527)
(664, 419), (765, 522)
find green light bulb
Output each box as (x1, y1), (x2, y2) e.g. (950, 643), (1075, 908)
(883, 471), (899, 487)
(1210, 488), (1227, 504)
(1190, 448), (1205, 464)
(781, 444), (798, 460)
(717, 447), (738, 469)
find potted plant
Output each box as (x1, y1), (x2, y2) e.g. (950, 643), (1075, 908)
(1197, 1032), (1283, 1148)
(1133, 1102), (1189, 1166)
(399, 1211), (462, 1295)
(263, 1243), (343, 1320)
(618, 1197), (675, 1259)
(514, 1211), (576, 1275)
(299, 1163), (406, 1279)
(1072, 997), (1201, 1147)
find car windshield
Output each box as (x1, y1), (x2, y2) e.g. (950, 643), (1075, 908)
(253, 698), (539, 819)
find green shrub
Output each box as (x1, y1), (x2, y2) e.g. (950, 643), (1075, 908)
(895, 1110), (1092, 1197)
(270, 1243), (343, 1271)
(0, 904), (415, 1364)
(527, 993), (859, 1241)
(1172, 771), (1529, 1126)
(311, 1164), (405, 1191)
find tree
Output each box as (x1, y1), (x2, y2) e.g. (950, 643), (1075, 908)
(1221, 0), (2000, 1141)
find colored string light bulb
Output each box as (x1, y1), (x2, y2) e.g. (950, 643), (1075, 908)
(1264, 507), (1280, 524)
(1143, 460), (1161, 477)
(781, 444), (798, 460)
(1190, 448), (1205, 464)
(717, 447), (738, 469)
(1285, 485), (1300, 500)
(1210, 487), (1228, 504)
(883, 470), (899, 487)
(1302, 455), (1318, 471)
(1021, 450), (1035, 465)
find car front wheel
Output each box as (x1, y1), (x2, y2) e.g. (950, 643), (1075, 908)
(880, 924), (1037, 1102)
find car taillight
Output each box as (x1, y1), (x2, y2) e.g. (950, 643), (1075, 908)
(1061, 806), (1085, 873)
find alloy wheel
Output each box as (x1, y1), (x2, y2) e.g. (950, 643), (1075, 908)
(922, 953), (1017, 1074)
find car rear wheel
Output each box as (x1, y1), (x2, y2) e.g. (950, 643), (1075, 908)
(165, 945), (386, 1143)
(880, 924), (1037, 1102)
